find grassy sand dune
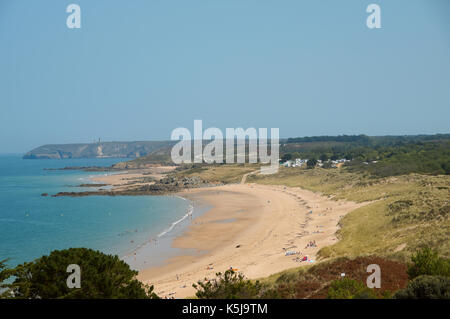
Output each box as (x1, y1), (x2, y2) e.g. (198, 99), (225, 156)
(248, 167), (450, 260)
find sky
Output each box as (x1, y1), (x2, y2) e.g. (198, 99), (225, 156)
(0, 0), (449, 153)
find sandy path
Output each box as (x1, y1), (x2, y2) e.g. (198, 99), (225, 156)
(137, 183), (367, 298)
(240, 170), (260, 184)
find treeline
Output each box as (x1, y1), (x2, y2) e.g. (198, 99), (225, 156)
(280, 136), (450, 177)
(286, 134), (450, 146)
(346, 141), (450, 177)
(286, 134), (371, 145)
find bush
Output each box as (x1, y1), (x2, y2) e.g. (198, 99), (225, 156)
(407, 247), (450, 279)
(0, 259), (14, 298)
(307, 158), (318, 169)
(394, 275), (450, 299)
(281, 153), (293, 163)
(0, 259), (11, 284)
(327, 278), (377, 299)
(9, 248), (158, 299)
(322, 161), (333, 169)
(193, 270), (266, 299)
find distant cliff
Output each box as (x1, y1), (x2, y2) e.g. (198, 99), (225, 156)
(23, 141), (175, 159)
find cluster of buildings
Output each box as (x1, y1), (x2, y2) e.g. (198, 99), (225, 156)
(282, 158), (307, 168)
(281, 158), (350, 168)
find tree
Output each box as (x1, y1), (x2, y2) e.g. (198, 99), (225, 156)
(281, 153), (292, 163)
(9, 248), (158, 299)
(442, 161), (450, 175)
(327, 278), (377, 299)
(193, 270), (265, 299)
(0, 259), (14, 298)
(407, 247), (450, 279)
(394, 275), (450, 299)
(307, 158), (318, 169)
(319, 154), (328, 162)
(330, 154), (339, 161)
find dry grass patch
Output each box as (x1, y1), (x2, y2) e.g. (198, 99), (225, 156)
(175, 164), (261, 184)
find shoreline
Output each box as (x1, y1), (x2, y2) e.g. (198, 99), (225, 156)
(157, 196), (194, 238)
(121, 195), (212, 270)
(137, 183), (369, 298)
(62, 167), (205, 271)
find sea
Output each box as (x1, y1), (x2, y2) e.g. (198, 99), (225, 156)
(0, 154), (200, 270)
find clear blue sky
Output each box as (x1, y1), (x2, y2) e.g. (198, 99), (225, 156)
(1, 0), (449, 153)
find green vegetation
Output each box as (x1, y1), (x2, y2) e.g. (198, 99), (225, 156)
(193, 270), (273, 299)
(407, 247), (450, 279)
(281, 135), (449, 177)
(281, 153), (293, 163)
(394, 275), (450, 299)
(0, 259), (13, 298)
(2, 248), (158, 299)
(392, 247), (450, 299)
(286, 135), (373, 144)
(346, 141), (450, 177)
(306, 157), (317, 168)
(327, 278), (377, 299)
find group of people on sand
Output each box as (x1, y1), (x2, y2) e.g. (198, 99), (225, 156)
(305, 240), (317, 248)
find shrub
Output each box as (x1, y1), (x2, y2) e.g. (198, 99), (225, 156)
(307, 158), (318, 169)
(0, 259), (14, 298)
(193, 270), (266, 299)
(394, 275), (450, 299)
(407, 247), (450, 279)
(322, 161), (333, 169)
(281, 153), (293, 163)
(9, 248), (158, 299)
(327, 278), (377, 299)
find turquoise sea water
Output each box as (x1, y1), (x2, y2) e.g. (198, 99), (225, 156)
(0, 155), (191, 268)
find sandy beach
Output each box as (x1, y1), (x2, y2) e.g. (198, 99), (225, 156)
(136, 183), (368, 298)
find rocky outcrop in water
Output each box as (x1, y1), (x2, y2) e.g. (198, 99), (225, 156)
(51, 175), (220, 197)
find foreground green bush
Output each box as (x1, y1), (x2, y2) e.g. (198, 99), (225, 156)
(6, 248), (158, 299)
(407, 247), (450, 279)
(327, 278), (377, 299)
(193, 270), (274, 299)
(394, 275), (450, 299)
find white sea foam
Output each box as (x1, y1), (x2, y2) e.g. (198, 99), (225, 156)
(121, 196), (194, 263)
(157, 197), (194, 238)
